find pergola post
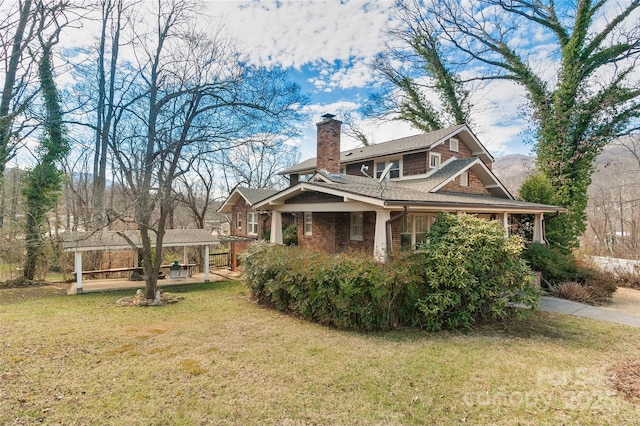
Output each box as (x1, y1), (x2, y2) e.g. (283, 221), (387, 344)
(204, 245), (210, 282)
(74, 250), (83, 291)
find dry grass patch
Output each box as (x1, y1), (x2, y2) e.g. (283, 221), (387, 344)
(1, 281), (639, 425)
(608, 360), (640, 401)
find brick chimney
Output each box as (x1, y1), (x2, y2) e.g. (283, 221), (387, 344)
(316, 113), (342, 174)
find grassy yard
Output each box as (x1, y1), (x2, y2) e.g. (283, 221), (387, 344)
(1, 281), (639, 425)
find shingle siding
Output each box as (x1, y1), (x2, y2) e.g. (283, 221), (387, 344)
(403, 152), (427, 176)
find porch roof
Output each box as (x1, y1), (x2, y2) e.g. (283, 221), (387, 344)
(255, 173), (564, 214)
(62, 229), (248, 252)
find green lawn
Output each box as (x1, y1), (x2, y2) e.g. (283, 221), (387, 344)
(0, 281), (638, 425)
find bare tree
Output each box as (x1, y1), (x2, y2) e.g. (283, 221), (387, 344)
(216, 135), (299, 193)
(174, 156), (218, 230)
(106, 0), (303, 299)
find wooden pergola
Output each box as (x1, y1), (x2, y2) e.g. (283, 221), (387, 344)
(63, 229), (248, 291)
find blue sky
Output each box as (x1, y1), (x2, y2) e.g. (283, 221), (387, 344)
(207, 0), (537, 161)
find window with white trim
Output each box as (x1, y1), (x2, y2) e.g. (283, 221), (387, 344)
(429, 152), (441, 169)
(401, 214), (433, 250)
(449, 138), (459, 152)
(247, 212), (258, 235)
(460, 172), (469, 187)
(350, 212), (364, 241)
(236, 212), (242, 229)
(304, 212), (312, 236)
(375, 160), (401, 179)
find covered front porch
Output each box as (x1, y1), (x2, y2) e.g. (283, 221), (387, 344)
(269, 206), (551, 262)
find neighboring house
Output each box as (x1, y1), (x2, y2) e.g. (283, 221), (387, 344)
(223, 114), (564, 262)
(218, 186), (282, 267)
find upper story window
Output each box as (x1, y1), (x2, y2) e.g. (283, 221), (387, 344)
(375, 160), (400, 179)
(429, 152), (441, 169)
(350, 212), (364, 241)
(247, 212), (258, 235)
(449, 138), (459, 152)
(236, 212), (242, 229)
(460, 172), (469, 187)
(304, 212), (313, 236)
(299, 173), (313, 182)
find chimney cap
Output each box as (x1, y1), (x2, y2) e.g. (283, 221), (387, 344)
(321, 113), (336, 120)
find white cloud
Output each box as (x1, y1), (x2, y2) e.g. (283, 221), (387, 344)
(206, 0), (394, 69)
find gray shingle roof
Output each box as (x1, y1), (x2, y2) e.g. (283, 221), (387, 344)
(236, 187), (279, 205)
(399, 158), (479, 193)
(304, 173), (561, 212)
(63, 229), (225, 252)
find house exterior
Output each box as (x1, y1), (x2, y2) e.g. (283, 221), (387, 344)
(218, 187), (281, 267)
(222, 114), (564, 262)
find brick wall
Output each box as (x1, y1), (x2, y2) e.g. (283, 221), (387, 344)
(298, 211), (377, 256)
(230, 198), (248, 237)
(316, 117), (342, 174)
(440, 170), (491, 195)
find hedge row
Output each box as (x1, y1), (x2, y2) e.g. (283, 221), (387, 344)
(242, 213), (541, 331)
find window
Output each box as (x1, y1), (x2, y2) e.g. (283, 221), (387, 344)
(429, 152), (441, 169)
(247, 212), (258, 235)
(414, 215), (429, 246)
(375, 160), (401, 179)
(449, 138), (459, 152)
(460, 172), (469, 187)
(401, 214), (433, 250)
(236, 212), (242, 229)
(350, 212), (364, 241)
(304, 212), (312, 236)
(400, 216), (412, 250)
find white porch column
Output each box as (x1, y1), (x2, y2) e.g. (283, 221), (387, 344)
(270, 211), (283, 244)
(374, 210), (391, 262)
(204, 245), (210, 282)
(502, 212), (510, 237)
(74, 251), (83, 291)
(533, 213), (544, 243)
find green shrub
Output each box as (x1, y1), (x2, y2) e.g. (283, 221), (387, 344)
(242, 213), (540, 332)
(522, 243), (585, 284)
(283, 224), (298, 246)
(413, 213), (540, 331)
(241, 241), (421, 331)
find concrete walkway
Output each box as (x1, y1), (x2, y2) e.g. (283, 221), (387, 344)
(539, 295), (640, 328)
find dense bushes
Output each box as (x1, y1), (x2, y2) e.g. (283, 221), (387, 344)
(522, 243), (617, 304)
(413, 213), (540, 330)
(522, 243), (583, 284)
(242, 213), (540, 331)
(241, 242), (418, 331)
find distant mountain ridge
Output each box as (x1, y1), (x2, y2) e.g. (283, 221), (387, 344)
(492, 154), (535, 196)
